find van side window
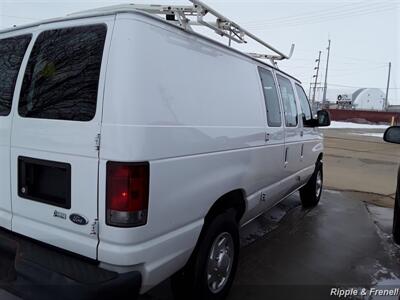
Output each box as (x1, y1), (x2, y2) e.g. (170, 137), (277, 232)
(295, 84), (312, 122)
(18, 25), (107, 121)
(258, 67), (281, 127)
(277, 75), (298, 127)
(0, 35), (31, 117)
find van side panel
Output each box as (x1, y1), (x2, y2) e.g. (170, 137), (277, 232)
(99, 15), (287, 290)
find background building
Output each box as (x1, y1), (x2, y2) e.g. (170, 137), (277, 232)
(351, 88), (385, 111)
(334, 88), (385, 111)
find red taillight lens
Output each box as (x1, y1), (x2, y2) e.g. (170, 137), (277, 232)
(106, 162), (149, 227)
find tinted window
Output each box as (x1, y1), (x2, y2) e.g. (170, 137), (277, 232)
(295, 84), (312, 122)
(277, 75), (298, 127)
(0, 35), (31, 116)
(258, 68), (281, 127)
(19, 25), (107, 121)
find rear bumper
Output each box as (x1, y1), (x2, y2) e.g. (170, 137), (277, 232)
(0, 228), (141, 300)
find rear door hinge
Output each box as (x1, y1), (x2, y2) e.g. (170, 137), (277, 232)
(95, 134), (101, 151)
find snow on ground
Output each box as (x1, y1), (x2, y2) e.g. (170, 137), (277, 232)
(329, 121), (389, 129)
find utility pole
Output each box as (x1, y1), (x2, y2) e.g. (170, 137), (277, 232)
(385, 62), (392, 111)
(312, 51), (322, 107)
(322, 39), (331, 106)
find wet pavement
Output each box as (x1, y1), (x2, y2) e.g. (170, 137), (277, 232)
(2, 190), (400, 299)
(145, 190), (400, 300)
(229, 190), (400, 300)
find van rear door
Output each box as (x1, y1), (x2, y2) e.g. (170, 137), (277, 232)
(0, 34), (31, 230)
(10, 19), (113, 259)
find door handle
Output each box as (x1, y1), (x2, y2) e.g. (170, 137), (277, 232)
(300, 130), (304, 137)
(300, 144), (304, 161)
(284, 147), (289, 168)
(265, 133), (270, 142)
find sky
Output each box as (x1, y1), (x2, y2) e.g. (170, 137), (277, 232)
(0, 0), (399, 104)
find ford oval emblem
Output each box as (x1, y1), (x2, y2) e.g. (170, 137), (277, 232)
(69, 214), (88, 226)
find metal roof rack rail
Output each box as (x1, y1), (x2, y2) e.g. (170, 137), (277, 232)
(83, 1), (295, 66)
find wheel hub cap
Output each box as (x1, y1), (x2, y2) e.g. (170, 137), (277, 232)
(316, 170), (322, 198)
(207, 232), (234, 294)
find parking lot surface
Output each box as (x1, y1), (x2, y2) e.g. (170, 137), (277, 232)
(323, 128), (400, 200)
(144, 190), (400, 300)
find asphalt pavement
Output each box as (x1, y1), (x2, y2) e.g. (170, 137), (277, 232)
(323, 128), (400, 201)
(144, 190), (400, 300)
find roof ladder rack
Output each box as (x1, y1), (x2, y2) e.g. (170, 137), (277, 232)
(114, 1), (295, 66)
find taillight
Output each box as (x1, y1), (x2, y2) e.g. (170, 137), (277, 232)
(106, 162), (149, 227)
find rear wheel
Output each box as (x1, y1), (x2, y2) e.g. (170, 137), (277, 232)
(300, 160), (323, 207)
(171, 210), (239, 300)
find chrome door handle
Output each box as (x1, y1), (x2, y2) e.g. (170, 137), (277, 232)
(284, 147), (289, 168)
(300, 144), (304, 161)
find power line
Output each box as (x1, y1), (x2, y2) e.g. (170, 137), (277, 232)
(242, 2), (370, 26)
(244, 2), (390, 27)
(291, 58), (388, 67)
(249, 8), (393, 31)
(293, 50), (389, 65)
(247, 5), (394, 30)
(290, 57), (389, 68)
(337, 56), (388, 64)
(326, 83), (400, 90)
(326, 65), (388, 76)
(245, 2), (394, 28)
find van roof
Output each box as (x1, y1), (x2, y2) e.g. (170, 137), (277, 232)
(0, 4), (301, 83)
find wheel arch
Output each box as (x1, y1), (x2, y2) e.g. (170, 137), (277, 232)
(204, 189), (246, 225)
(186, 189), (246, 267)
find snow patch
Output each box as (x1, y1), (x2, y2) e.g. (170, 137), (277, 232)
(328, 121), (389, 129)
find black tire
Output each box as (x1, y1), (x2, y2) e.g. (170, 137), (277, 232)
(392, 167), (400, 244)
(300, 160), (323, 208)
(171, 210), (239, 300)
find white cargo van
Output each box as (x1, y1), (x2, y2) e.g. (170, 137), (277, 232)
(0, 1), (330, 299)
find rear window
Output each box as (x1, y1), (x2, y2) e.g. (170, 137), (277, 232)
(18, 25), (107, 121)
(0, 35), (31, 117)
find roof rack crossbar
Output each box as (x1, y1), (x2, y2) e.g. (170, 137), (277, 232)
(189, 0), (294, 61)
(98, 1), (295, 63)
